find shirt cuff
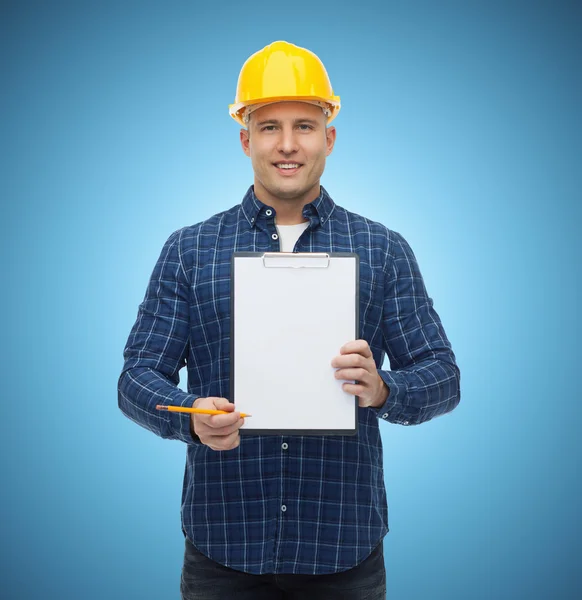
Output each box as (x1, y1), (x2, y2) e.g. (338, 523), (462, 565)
(166, 394), (203, 444)
(370, 369), (412, 425)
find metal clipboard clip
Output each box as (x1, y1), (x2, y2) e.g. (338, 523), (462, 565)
(261, 252), (331, 269)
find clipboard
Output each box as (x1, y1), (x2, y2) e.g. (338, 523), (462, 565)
(230, 252), (360, 435)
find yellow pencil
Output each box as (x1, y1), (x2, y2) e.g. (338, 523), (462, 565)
(156, 405), (251, 418)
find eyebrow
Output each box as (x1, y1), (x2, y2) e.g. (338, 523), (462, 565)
(255, 118), (321, 127)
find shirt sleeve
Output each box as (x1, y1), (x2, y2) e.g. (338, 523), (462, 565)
(117, 229), (201, 444)
(370, 230), (461, 426)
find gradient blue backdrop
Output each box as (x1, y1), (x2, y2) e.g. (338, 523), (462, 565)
(1, 1), (581, 598)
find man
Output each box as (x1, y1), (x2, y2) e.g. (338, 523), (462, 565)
(118, 40), (460, 599)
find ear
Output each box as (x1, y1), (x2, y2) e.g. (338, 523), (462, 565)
(325, 126), (336, 156)
(240, 128), (251, 157)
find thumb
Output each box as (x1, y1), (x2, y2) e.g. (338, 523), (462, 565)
(212, 397), (235, 411)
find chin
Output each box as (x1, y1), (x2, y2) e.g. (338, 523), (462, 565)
(274, 188), (305, 200)
(271, 182), (313, 200)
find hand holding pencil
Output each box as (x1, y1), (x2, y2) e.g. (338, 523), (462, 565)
(164, 397), (245, 451)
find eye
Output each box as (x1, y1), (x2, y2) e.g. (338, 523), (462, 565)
(298, 124), (313, 131)
(261, 125), (277, 132)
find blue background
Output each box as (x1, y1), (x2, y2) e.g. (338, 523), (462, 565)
(1, 1), (580, 598)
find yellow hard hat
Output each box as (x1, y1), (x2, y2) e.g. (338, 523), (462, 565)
(229, 41), (341, 127)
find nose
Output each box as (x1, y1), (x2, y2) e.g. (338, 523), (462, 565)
(276, 125), (299, 155)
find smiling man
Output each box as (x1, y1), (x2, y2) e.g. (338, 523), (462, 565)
(118, 41), (461, 599)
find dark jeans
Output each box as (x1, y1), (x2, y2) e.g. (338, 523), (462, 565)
(180, 536), (386, 600)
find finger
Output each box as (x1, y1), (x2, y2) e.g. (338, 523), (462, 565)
(205, 411), (242, 429)
(195, 415), (235, 435)
(193, 397), (233, 412)
(196, 418), (244, 443)
(192, 398), (238, 428)
(208, 430), (240, 451)
(334, 367), (369, 381)
(340, 339), (372, 358)
(331, 353), (367, 369)
(193, 411), (237, 430)
(358, 396), (373, 408)
(210, 418), (245, 437)
(212, 397), (235, 411)
(342, 382), (365, 396)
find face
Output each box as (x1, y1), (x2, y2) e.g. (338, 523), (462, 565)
(240, 101), (336, 207)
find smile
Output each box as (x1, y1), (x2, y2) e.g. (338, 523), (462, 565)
(273, 163), (302, 175)
(274, 163), (301, 169)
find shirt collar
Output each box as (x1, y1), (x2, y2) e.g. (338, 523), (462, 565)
(240, 185), (336, 229)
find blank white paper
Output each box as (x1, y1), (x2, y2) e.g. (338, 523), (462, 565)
(232, 253), (358, 434)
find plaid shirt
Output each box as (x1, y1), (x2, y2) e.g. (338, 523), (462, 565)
(118, 185), (460, 575)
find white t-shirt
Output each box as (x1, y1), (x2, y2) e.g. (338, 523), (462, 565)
(275, 221), (310, 252)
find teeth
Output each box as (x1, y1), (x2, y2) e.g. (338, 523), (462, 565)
(276, 163), (300, 169)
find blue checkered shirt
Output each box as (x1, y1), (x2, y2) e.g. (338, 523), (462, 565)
(118, 185), (460, 575)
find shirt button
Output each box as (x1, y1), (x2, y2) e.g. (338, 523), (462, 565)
(272, 233), (278, 240)
(265, 209), (273, 216)
(281, 505), (287, 512)
(281, 442), (288, 450)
